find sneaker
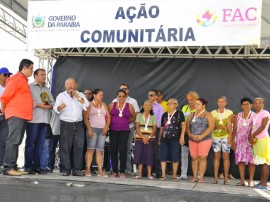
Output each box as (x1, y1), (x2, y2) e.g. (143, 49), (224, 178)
(180, 175), (187, 180)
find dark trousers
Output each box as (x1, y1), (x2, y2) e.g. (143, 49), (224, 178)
(47, 135), (60, 170)
(25, 123), (48, 170)
(3, 117), (27, 170)
(60, 121), (84, 172)
(109, 130), (129, 173)
(154, 128), (161, 176)
(0, 115), (8, 166)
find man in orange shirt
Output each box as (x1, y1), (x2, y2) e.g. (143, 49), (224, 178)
(0, 59), (34, 176)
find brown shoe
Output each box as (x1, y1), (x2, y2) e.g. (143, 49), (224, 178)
(6, 170), (22, 176)
(16, 170), (28, 175)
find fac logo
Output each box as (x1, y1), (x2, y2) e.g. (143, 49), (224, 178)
(197, 10), (218, 27)
(32, 15), (45, 28)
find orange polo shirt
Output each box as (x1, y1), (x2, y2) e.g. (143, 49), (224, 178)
(0, 72), (33, 120)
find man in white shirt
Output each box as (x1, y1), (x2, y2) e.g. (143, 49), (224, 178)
(53, 78), (89, 176)
(0, 67), (12, 173)
(112, 83), (139, 174)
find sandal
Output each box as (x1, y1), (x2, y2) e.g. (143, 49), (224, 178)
(97, 172), (108, 177)
(211, 179), (218, 184)
(134, 175), (142, 179)
(224, 180), (231, 185)
(160, 176), (166, 181)
(236, 181), (246, 186)
(119, 173), (126, 178)
(110, 173), (118, 178)
(85, 172), (91, 177)
(172, 177), (179, 182)
(190, 179), (198, 182)
(248, 182), (254, 187)
(148, 176), (154, 180)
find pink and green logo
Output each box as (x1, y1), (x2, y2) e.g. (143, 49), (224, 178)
(197, 10), (218, 27)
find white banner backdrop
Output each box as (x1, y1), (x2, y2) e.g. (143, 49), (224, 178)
(27, 0), (262, 49)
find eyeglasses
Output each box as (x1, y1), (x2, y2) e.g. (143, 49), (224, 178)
(148, 94), (156, 97)
(167, 103), (177, 105)
(120, 88), (128, 90)
(1, 74), (10, 77)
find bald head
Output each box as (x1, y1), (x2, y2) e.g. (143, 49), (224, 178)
(65, 78), (77, 91)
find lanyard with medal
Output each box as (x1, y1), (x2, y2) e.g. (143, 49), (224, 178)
(241, 110), (251, 127)
(118, 101), (126, 117)
(93, 100), (102, 117)
(167, 110), (177, 125)
(218, 108), (226, 124)
(143, 113), (150, 131)
(192, 109), (205, 123)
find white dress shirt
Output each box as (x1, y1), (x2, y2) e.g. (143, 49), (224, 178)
(53, 90), (89, 122)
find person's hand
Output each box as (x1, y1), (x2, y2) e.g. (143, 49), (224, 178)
(87, 128), (93, 138)
(180, 137), (185, 145)
(143, 136), (149, 144)
(190, 134), (197, 141)
(44, 104), (53, 110)
(196, 135), (203, 141)
(60, 103), (66, 109)
(158, 140), (161, 145)
(102, 127), (108, 136)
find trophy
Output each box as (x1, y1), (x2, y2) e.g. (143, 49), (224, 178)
(40, 91), (50, 105)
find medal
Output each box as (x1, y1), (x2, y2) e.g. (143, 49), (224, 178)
(167, 110), (177, 126)
(93, 100), (102, 117)
(118, 101), (126, 118)
(218, 109), (226, 125)
(143, 113), (150, 131)
(241, 111), (251, 127)
(192, 109), (206, 124)
(242, 122), (247, 127)
(98, 109), (101, 116)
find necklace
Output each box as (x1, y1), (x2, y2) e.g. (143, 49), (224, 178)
(118, 102), (126, 117)
(218, 108), (226, 124)
(241, 110), (251, 127)
(192, 109), (205, 123)
(93, 100), (102, 116)
(167, 110), (177, 125)
(143, 113), (150, 131)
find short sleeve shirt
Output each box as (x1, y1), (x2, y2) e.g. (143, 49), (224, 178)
(161, 110), (185, 142)
(136, 113), (157, 135)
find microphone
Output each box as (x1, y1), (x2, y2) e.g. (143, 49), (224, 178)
(69, 90), (73, 98)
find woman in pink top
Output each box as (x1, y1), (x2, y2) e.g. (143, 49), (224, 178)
(232, 97), (255, 187)
(249, 98), (270, 190)
(84, 89), (111, 177)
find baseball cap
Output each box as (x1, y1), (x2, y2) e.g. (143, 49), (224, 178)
(0, 67), (13, 75)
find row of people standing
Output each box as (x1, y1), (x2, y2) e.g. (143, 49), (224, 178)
(1, 60), (269, 190)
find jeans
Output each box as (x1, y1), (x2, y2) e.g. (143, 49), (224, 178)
(181, 145), (189, 177)
(3, 117), (27, 170)
(154, 128), (161, 176)
(60, 121), (84, 172)
(0, 115), (8, 166)
(109, 130), (129, 173)
(47, 135), (60, 170)
(25, 123), (48, 170)
(125, 127), (135, 173)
